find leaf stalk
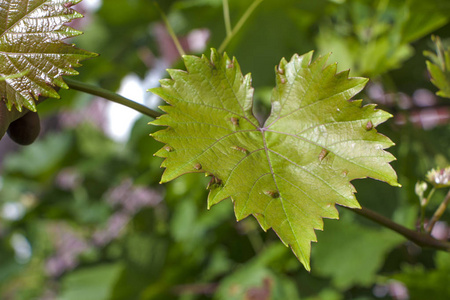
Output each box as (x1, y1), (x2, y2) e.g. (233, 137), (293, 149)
(64, 78), (161, 119)
(420, 187), (436, 232)
(218, 0), (264, 53)
(223, 0), (232, 36)
(426, 189), (450, 234)
(153, 2), (186, 57)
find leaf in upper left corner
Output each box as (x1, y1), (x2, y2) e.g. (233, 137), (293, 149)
(0, 0), (98, 112)
(424, 35), (450, 99)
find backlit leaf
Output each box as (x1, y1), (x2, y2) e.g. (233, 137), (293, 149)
(0, 0), (97, 112)
(150, 49), (399, 270)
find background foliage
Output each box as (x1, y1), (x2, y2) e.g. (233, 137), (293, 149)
(1, 0), (450, 299)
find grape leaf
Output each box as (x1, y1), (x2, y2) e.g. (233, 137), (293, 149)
(150, 49), (399, 270)
(424, 35), (450, 99)
(0, 0), (97, 112)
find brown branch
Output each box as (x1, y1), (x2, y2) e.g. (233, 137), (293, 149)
(345, 206), (450, 251)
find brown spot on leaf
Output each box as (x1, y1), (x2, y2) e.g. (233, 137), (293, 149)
(277, 66), (285, 75)
(264, 190), (280, 198)
(318, 148), (329, 161)
(194, 163), (202, 170)
(207, 176), (222, 189)
(231, 145), (247, 153)
(230, 117), (239, 126)
(366, 120), (374, 131)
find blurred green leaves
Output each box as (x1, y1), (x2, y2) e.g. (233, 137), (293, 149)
(425, 36), (450, 98)
(313, 213), (403, 290)
(59, 263), (123, 300)
(393, 252), (450, 300)
(3, 133), (72, 179)
(317, 0), (450, 77)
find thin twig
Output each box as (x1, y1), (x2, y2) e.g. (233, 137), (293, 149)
(223, 0), (232, 36)
(64, 78), (161, 119)
(346, 206), (450, 251)
(427, 189), (450, 233)
(218, 0), (264, 53)
(154, 2), (186, 57)
(420, 187), (436, 232)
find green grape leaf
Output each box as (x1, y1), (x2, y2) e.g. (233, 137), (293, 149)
(0, 0), (97, 112)
(150, 49), (399, 270)
(424, 35), (450, 98)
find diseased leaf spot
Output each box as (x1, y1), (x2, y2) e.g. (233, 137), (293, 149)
(318, 148), (329, 161)
(226, 60), (234, 69)
(280, 77), (286, 84)
(164, 145), (173, 152)
(194, 163), (202, 170)
(231, 145), (248, 153)
(230, 117), (239, 126)
(264, 190), (280, 198)
(365, 120), (374, 131)
(207, 176), (223, 189)
(341, 170), (349, 177)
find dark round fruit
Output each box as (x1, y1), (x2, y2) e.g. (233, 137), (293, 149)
(7, 111), (41, 145)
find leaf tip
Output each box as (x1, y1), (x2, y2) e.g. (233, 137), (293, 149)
(392, 181), (402, 188)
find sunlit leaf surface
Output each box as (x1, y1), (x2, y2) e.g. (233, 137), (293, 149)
(151, 49), (399, 270)
(0, 0), (97, 111)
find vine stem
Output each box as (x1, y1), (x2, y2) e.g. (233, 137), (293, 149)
(153, 2), (186, 57)
(223, 0), (232, 36)
(426, 189), (450, 234)
(64, 78), (162, 119)
(420, 187), (436, 232)
(218, 0), (264, 53)
(346, 206), (450, 251)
